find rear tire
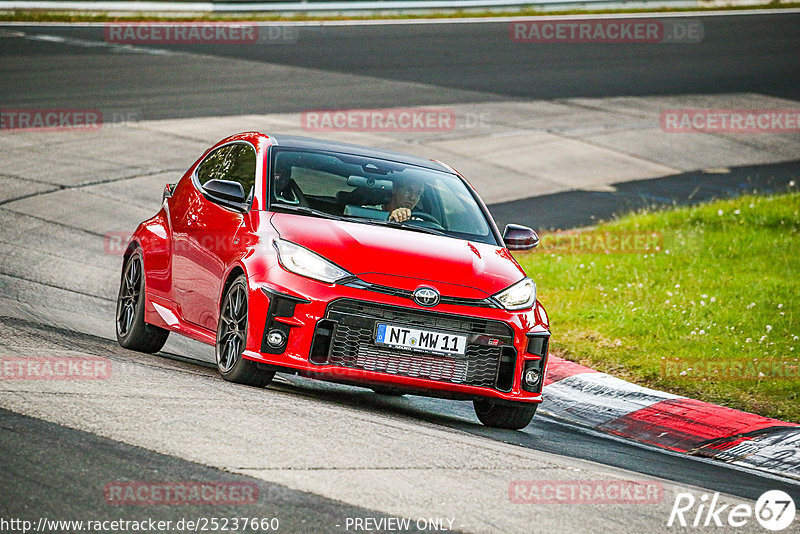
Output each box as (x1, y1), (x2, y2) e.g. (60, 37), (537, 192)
(116, 250), (169, 353)
(216, 275), (275, 387)
(473, 399), (537, 430)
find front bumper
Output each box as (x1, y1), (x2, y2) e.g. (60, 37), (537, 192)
(242, 273), (550, 403)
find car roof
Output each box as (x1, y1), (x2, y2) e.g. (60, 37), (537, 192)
(267, 134), (452, 173)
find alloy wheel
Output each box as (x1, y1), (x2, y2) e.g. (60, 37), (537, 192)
(218, 282), (248, 373)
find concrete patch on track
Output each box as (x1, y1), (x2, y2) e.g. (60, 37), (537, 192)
(64, 91), (800, 204)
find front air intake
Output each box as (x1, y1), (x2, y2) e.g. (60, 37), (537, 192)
(310, 319), (336, 364)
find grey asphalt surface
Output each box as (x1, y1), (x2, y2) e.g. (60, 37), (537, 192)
(1, 313), (799, 528)
(491, 159), (800, 230)
(276, 371), (800, 504)
(1, 13), (799, 118)
(0, 406), (431, 534)
(2, 11), (800, 532)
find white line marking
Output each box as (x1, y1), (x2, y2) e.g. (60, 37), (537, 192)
(22, 31), (180, 55)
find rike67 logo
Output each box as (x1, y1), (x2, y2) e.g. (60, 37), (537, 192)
(668, 490), (796, 531)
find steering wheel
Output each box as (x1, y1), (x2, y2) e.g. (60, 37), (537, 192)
(408, 211), (438, 223)
(406, 211), (444, 230)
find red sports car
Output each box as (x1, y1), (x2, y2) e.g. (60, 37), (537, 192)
(116, 132), (550, 429)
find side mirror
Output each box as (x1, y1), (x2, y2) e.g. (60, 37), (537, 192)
(203, 179), (246, 204)
(503, 224), (539, 251)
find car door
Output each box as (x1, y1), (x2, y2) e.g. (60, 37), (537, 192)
(171, 142), (257, 331)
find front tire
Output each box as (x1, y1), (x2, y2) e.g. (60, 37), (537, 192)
(473, 399), (537, 430)
(116, 250), (169, 353)
(216, 275), (275, 387)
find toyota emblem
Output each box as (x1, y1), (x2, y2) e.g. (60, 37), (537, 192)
(413, 287), (440, 307)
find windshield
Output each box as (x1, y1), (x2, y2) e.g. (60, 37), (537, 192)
(268, 148), (497, 245)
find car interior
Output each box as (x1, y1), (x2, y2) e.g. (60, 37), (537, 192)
(267, 149), (495, 244)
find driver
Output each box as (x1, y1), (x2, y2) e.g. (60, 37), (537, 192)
(272, 164), (304, 205)
(273, 164), (293, 195)
(383, 175), (425, 223)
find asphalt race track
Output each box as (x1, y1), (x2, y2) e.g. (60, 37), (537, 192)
(1, 11), (800, 533)
(1, 13), (799, 118)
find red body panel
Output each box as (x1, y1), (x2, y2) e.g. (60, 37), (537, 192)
(270, 212), (525, 297)
(128, 132), (550, 404)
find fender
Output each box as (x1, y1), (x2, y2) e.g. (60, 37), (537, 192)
(129, 210), (172, 298)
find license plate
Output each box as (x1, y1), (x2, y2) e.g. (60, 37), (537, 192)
(374, 323), (467, 356)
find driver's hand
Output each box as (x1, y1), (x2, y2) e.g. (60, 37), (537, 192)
(389, 207), (412, 223)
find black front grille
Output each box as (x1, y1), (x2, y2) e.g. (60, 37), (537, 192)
(316, 299), (514, 390)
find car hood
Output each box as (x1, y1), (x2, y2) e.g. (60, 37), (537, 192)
(270, 212), (525, 298)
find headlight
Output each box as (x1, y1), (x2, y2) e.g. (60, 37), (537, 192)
(274, 239), (351, 284)
(494, 278), (536, 311)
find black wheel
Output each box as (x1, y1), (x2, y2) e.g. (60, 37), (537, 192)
(216, 275), (275, 387)
(116, 250), (169, 353)
(473, 399), (537, 430)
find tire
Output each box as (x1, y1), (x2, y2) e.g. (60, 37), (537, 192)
(473, 399), (537, 430)
(216, 275), (275, 387)
(116, 250), (169, 353)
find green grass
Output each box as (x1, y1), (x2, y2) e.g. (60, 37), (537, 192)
(2, 2), (799, 23)
(515, 190), (800, 422)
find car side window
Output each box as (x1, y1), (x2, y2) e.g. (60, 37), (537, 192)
(196, 143), (257, 204)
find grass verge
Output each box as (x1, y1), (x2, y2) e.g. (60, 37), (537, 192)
(515, 189), (800, 422)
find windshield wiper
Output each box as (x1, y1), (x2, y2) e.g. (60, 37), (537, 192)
(399, 224), (447, 237)
(354, 218), (447, 237)
(271, 204), (347, 222)
(273, 205), (447, 237)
